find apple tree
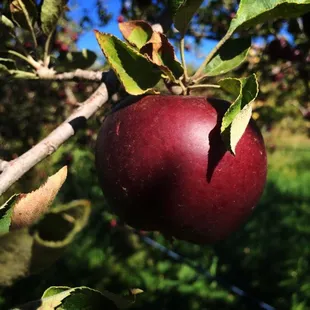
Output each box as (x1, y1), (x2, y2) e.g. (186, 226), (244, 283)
(0, 0), (310, 309)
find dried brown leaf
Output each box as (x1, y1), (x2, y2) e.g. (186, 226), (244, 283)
(11, 166), (67, 229)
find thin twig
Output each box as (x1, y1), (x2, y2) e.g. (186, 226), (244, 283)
(192, 31), (232, 80)
(53, 70), (103, 81)
(0, 83), (109, 196)
(36, 69), (103, 81)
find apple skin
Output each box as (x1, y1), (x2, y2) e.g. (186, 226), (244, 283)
(95, 95), (267, 244)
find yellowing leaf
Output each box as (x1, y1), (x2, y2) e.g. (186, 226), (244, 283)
(11, 166), (67, 229)
(119, 20), (153, 49)
(140, 32), (183, 81)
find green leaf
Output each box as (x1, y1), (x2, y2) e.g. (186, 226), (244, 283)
(95, 31), (162, 95)
(169, 0), (185, 15)
(119, 20), (153, 49)
(15, 287), (119, 309)
(40, 0), (68, 35)
(42, 286), (71, 298)
(140, 32), (184, 81)
(20, 286), (143, 310)
(173, 0), (204, 37)
(56, 49), (97, 71)
(229, 0), (310, 33)
(219, 74), (259, 154)
(0, 194), (20, 235)
(9, 0), (38, 29)
(48, 287), (118, 310)
(0, 15), (15, 29)
(0, 200), (90, 286)
(204, 37), (251, 76)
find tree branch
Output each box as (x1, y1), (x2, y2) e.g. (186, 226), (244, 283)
(37, 68), (103, 81)
(0, 160), (8, 172)
(0, 82), (109, 196)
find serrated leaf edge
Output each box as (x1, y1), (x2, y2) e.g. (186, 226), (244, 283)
(95, 31), (160, 95)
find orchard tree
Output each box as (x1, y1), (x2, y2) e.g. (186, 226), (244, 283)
(0, 0), (310, 309)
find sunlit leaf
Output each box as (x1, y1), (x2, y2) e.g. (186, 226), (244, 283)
(140, 31), (183, 81)
(119, 20), (153, 49)
(229, 0), (310, 33)
(95, 31), (162, 95)
(204, 37), (251, 76)
(40, 0), (68, 35)
(219, 74), (259, 154)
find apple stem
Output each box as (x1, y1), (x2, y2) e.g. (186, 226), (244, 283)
(191, 31), (233, 81)
(178, 79), (188, 95)
(180, 37), (189, 82)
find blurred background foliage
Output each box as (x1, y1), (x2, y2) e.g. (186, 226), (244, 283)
(0, 0), (310, 309)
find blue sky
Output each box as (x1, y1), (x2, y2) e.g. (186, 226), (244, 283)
(67, 0), (218, 68)
(67, 0), (294, 68)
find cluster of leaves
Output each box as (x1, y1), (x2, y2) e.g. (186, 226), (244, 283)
(95, 0), (310, 154)
(0, 0), (98, 79)
(119, 0), (310, 134)
(1, 0), (310, 309)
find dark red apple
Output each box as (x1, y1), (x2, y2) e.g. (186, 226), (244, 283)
(95, 96), (267, 244)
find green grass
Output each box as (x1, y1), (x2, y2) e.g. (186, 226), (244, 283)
(1, 130), (310, 310)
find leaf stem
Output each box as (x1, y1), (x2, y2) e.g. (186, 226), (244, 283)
(192, 74), (209, 84)
(188, 84), (220, 89)
(180, 37), (188, 81)
(44, 30), (54, 67)
(192, 31), (232, 80)
(7, 50), (40, 69)
(17, 0), (38, 48)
